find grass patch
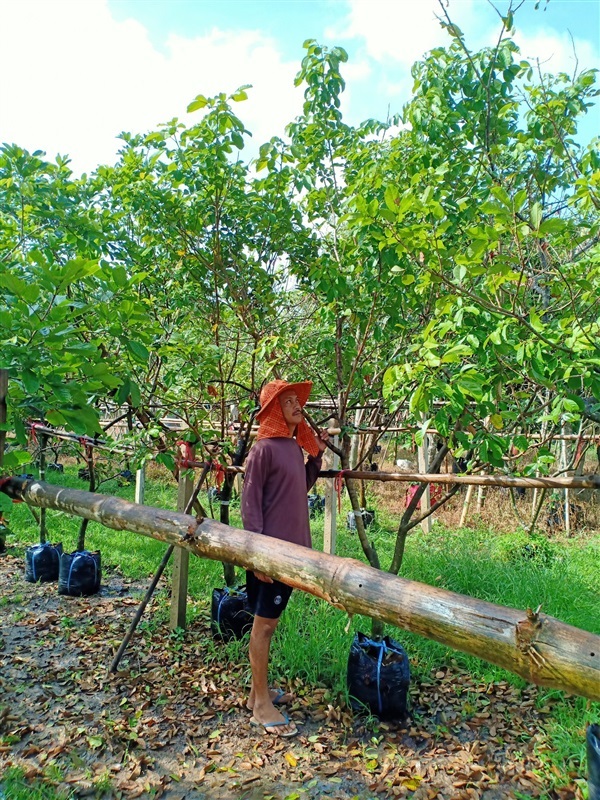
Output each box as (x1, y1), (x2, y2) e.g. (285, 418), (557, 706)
(0, 767), (74, 800)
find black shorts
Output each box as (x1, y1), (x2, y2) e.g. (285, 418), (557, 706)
(246, 570), (293, 620)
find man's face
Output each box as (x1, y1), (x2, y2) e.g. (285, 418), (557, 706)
(279, 390), (303, 428)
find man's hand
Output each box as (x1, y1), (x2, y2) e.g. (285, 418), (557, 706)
(315, 429), (329, 453)
(254, 571), (273, 583)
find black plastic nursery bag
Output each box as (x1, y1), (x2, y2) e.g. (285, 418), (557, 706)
(25, 542), (63, 583)
(346, 509), (375, 530)
(210, 586), (253, 641)
(58, 550), (101, 596)
(589, 724), (600, 800)
(347, 632), (410, 720)
(308, 494), (325, 518)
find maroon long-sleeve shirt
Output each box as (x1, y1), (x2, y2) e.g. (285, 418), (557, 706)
(241, 437), (323, 548)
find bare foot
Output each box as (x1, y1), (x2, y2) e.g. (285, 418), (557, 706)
(246, 687), (293, 711)
(250, 700), (298, 737)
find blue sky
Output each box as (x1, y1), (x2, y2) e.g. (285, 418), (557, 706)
(1, 0), (598, 174)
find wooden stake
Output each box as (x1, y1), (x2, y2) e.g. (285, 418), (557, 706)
(476, 472), (486, 513)
(135, 466), (145, 505)
(323, 434), (339, 555)
(460, 484), (474, 527)
(418, 426), (431, 533)
(561, 425), (571, 536)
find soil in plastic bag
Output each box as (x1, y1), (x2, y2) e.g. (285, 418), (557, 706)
(346, 509), (375, 530)
(589, 724), (600, 800)
(24, 542), (63, 583)
(347, 632), (410, 720)
(211, 586), (253, 641)
(308, 494), (325, 518)
(58, 550), (101, 596)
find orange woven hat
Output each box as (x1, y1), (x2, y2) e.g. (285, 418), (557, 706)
(256, 379), (313, 420)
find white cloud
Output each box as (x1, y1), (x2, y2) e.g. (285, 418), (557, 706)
(514, 29), (599, 77)
(327, 0), (599, 131)
(327, 0), (476, 67)
(0, 0), (302, 175)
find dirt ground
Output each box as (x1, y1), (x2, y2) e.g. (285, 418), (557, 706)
(0, 548), (588, 800)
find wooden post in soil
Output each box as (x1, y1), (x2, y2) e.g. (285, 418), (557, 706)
(135, 465), (145, 505)
(170, 448), (193, 630)
(561, 423), (571, 536)
(323, 432), (339, 555)
(4, 476), (599, 701)
(459, 484), (474, 528)
(417, 422), (431, 533)
(476, 472), (486, 513)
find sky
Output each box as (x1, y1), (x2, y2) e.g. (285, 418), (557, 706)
(1, 0), (599, 176)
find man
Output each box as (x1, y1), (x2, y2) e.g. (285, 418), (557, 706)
(242, 379), (328, 738)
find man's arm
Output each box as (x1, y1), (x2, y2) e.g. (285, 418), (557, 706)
(241, 446), (266, 535)
(305, 430), (328, 491)
(305, 452), (323, 491)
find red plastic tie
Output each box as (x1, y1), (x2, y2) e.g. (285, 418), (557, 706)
(212, 460), (225, 488)
(29, 422), (39, 445)
(177, 441), (195, 470)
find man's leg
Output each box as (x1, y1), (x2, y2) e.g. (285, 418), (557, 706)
(248, 615), (296, 735)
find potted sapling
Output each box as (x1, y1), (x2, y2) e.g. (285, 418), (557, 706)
(58, 442), (101, 596)
(25, 431), (63, 582)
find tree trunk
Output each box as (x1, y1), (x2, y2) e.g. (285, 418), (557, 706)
(38, 433), (48, 544)
(3, 477), (598, 701)
(0, 370), (7, 470)
(219, 473), (236, 587)
(77, 446), (96, 551)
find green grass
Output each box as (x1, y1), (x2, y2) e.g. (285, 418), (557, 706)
(0, 767), (74, 800)
(2, 465), (599, 790)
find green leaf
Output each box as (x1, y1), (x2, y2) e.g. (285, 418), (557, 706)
(384, 185), (399, 212)
(129, 381), (141, 408)
(3, 449), (33, 468)
(126, 340), (150, 363)
(21, 370), (41, 395)
(231, 132), (244, 150)
(529, 308), (544, 333)
(116, 379), (131, 406)
(457, 373), (484, 401)
(45, 410), (67, 427)
(112, 266), (128, 287)
(539, 217), (566, 235)
(529, 203), (542, 231)
(187, 94), (208, 113)
(156, 452), (175, 473)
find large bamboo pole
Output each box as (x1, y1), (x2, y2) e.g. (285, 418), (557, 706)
(2, 477), (599, 701)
